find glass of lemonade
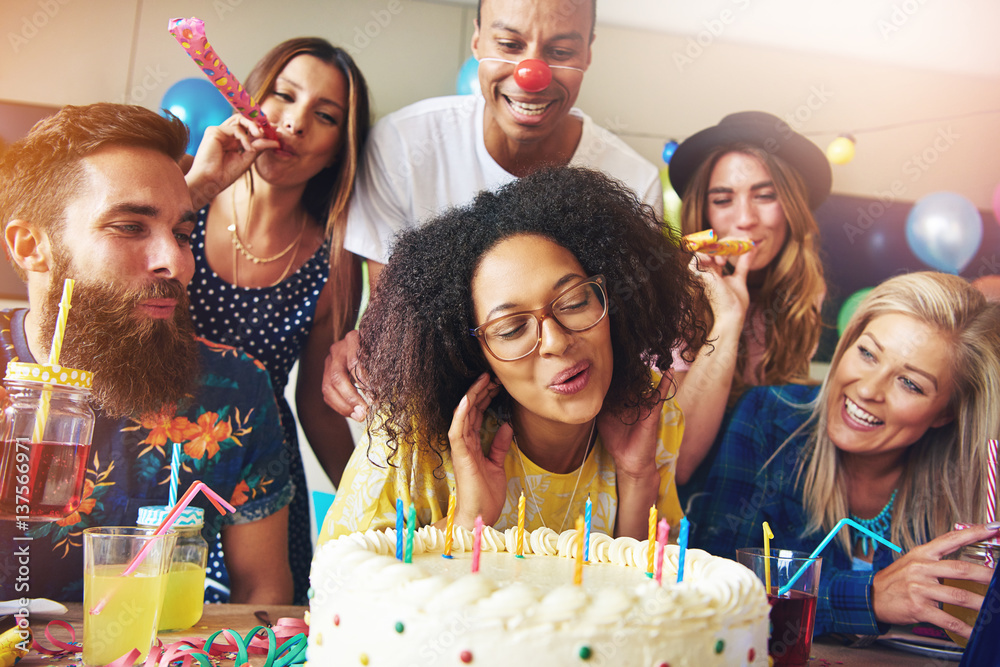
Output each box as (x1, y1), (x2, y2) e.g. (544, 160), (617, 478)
(942, 539), (1000, 648)
(82, 527), (177, 666)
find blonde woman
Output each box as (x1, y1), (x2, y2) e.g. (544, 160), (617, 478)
(668, 111), (828, 497)
(693, 272), (1000, 638)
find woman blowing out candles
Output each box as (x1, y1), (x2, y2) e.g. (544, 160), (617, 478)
(319, 167), (709, 542)
(691, 272), (1000, 639)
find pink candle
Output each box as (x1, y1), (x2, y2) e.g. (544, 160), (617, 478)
(472, 515), (483, 574)
(654, 518), (669, 585)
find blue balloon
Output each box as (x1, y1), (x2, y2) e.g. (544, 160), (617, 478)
(661, 140), (679, 165)
(160, 78), (234, 155)
(905, 191), (983, 274)
(456, 56), (480, 96)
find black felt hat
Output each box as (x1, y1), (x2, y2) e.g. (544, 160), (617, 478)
(668, 111), (832, 210)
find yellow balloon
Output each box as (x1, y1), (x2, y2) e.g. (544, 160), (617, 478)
(826, 136), (856, 165)
(659, 167), (682, 237)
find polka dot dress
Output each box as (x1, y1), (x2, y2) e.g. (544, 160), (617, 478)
(188, 206), (330, 605)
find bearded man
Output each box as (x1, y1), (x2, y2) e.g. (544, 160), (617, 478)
(0, 103), (292, 603)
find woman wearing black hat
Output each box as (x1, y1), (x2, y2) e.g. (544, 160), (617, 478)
(668, 111), (829, 499)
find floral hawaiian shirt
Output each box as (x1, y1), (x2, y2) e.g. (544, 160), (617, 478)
(0, 309), (292, 601)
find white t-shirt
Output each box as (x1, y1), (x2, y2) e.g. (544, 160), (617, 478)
(344, 94), (663, 264)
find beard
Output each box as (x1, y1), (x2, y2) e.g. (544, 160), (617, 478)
(38, 254), (201, 420)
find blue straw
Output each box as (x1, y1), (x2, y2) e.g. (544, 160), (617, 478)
(777, 517), (901, 596)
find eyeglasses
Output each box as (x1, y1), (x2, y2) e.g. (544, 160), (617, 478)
(470, 275), (607, 362)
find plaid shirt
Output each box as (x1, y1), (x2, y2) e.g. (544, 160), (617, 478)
(690, 384), (892, 637)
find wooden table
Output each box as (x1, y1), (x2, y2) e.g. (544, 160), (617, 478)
(17, 604), (958, 665)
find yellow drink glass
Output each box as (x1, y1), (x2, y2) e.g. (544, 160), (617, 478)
(159, 561), (206, 631)
(82, 527), (176, 666)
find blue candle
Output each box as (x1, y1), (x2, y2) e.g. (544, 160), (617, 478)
(405, 503), (416, 563)
(395, 498), (404, 560)
(676, 516), (690, 583)
(583, 496), (592, 563)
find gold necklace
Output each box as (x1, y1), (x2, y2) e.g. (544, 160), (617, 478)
(228, 186), (307, 288)
(228, 185), (306, 264)
(514, 420), (596, 533)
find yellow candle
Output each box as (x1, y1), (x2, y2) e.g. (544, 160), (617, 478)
(444, 492), (456, 558)
(763, 521), (774, 594)
(516, 492), (525, 557)
(574, 515), (585, 585)
(647, 506), (657, 574)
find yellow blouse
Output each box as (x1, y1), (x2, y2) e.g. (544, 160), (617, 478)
(319, 398), (685, 543)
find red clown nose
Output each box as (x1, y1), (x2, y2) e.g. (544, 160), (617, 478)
(513, 59), (552, 92)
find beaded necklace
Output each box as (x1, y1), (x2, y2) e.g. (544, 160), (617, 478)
(850, 488), (897, 556)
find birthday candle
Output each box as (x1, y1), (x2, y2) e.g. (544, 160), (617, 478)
(395, 498), (404, 561)
(676, 517), (689, 583)
(647, 506), (657, 575)
(574, 515), (585, 585)
(763, 521), (775, 594)
(654, 518), (668, 585)
(405, 504), (416, 564)
(516, 492), (525, 558)
(443, 492), (456, 559)
(472, 516), (483, 573)
(583, 496), (592, 563)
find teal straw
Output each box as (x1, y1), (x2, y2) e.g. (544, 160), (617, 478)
(777, 517), (901, 596)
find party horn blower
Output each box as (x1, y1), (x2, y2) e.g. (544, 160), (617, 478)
(168, 17), (280, 142)
(31, 279), (74, 443)
(681, 229), (755, 256)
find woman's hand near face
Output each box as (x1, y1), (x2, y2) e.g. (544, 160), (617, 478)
(185, 116), (280, 210)
(598, 377), (666, 539)
(871, 523), (1000, 639)
(447, 373), (513, 530)
(692, 247), (754, 325)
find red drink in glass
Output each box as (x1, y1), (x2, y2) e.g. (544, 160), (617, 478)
(767, 590), (817, 667)
(0, 439), (91, 520)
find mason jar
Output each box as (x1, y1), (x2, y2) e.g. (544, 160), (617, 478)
(0, 362), (94, 521)
(137, 505), (208, 631)
(942, 538), (1000, 647)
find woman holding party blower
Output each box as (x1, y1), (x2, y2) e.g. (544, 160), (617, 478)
(319, 167), (709, 541)
(692, 272), (1000, 638)
(667, 111), (829, 498)
(184, 37), (371, 603)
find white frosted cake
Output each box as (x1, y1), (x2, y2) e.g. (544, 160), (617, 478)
(306, 525), (769, 666)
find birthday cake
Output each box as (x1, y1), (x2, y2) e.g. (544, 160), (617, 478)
(306, 525), (769, 666)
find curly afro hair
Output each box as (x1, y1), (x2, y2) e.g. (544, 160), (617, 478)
(359, 166), (709, 461)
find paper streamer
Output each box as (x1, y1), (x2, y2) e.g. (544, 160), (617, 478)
(168, 17), (280, 142)
(31, 617), (308, 667)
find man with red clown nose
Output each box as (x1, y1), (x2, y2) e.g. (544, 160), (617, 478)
(326, 0), (661, 420)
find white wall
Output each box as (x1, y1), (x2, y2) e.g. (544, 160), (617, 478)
(3, 0), (998, 209)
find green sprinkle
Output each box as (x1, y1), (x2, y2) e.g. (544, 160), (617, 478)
(714, 639), (725, 654)
(395, 621), (405, 633)
(579, 646), (593, 660)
